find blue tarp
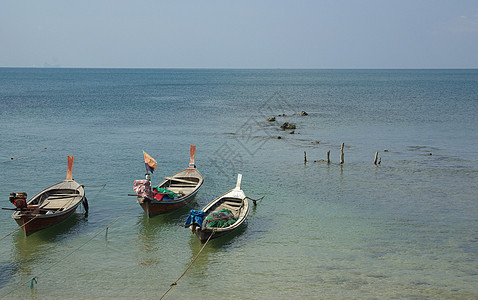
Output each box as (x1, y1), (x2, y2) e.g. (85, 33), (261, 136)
(184, 210), (205, 228)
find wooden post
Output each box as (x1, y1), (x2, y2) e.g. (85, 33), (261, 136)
(374, 152), (379, 165)
(304, 151), (307, 163)
(326, 150), (330, 163)
(340, 143), (344, 164)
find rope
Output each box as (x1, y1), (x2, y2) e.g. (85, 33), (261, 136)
(0, 185), (135, 298)
(1, 202), (138, 298)
(0, 214), (40, 241)
(159, 228), (217, 300)
(245, 196), (265, 202)
(30, 202), (138, 279)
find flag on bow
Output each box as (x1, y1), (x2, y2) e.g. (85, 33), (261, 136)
(143, 151), (157, 174)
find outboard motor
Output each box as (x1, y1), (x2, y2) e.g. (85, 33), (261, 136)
(10, 192), (27, 209)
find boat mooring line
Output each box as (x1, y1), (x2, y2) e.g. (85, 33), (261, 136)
(1, 201), (137, 298)
(159, 228), (217, 300)
(245, 195), (265, 205)
(0, 215), (40, 242)
(26, 202), (138, 288)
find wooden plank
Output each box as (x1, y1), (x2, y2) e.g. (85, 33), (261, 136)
(66, 156), (74, 180)
(189, 145), (196, 167)
(164, 177), (197, 184)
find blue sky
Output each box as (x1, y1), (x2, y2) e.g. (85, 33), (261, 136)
(1, 0), (477, 68)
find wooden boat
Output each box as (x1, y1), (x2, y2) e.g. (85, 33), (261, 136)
(187, 174), (249, 243)
(136, 145), (204, 217)
(10, 156), (88, 235)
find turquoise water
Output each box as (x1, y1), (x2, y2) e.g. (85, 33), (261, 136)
(0, 68), (477, 298)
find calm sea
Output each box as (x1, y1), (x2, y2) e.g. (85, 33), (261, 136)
(0, 68), (477, 299)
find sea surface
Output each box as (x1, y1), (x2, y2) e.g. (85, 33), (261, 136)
(0, 68), (477, 299)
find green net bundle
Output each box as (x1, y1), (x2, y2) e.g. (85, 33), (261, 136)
(153, 187), (180, 198)
(205, 209), (236, 228)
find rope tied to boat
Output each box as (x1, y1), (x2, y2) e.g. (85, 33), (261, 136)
(18, 201), (138, 295)
(0, 215), (40, 242)
(159, 227), (220, 300)
(0, 185), (132, 298)
(245, 195), (265, 205)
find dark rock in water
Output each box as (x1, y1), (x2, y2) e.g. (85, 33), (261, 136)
(314, 159), (326, 162)
(277, 136), (282, 139)
(312, 140), (320, 144)
(278, 113), (287, 117)
(280, 122), (296, 130)
(266, 116), (276, 122)
(299, 111), (308, 116)
(289, 131), (295, 134)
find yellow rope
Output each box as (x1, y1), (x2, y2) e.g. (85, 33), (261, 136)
(159, 229), (217, 300)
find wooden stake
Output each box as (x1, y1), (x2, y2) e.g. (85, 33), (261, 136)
(304, 151), (307, 163)
(326, 150), (330, 163)
(374, 152), (379, 165)
(340, 143), (344, 164)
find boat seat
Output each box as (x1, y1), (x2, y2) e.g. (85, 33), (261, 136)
(50, 193), (78, 196)
(48, 195), (78, 200)
(42, 196), (80, 209)
(223, 197), (243, 203)
(168, 184), (195, 188)
(224, 200), (242, 206)
(167, 187), (194, 194)
(164, 177), (198, 184)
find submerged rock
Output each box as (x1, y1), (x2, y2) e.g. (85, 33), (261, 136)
(280, 122), (296, 130)
(278, 113), (287, 117)
(299, 111), (308, 116)
(266, 116), (276, 122)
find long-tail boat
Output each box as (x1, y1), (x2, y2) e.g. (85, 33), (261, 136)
(134, 145), (203, 217)
(9, 156), (88, 235)
(185, 174), (249, 243)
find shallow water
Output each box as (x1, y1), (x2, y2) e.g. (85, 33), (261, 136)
(0, 68), (477, 298)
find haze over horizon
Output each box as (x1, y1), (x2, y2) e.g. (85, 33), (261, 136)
(1, 0), (478, 69)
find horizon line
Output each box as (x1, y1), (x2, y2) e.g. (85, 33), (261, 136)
(1, 66), (478, 70)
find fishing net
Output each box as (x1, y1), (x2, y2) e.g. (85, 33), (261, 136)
(205, 209), (236, 228)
